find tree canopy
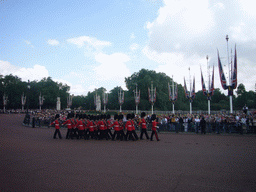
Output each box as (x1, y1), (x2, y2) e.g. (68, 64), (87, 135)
(0, 69), (255, 111)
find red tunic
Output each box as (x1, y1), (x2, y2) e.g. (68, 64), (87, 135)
(63, 119), (72, 129)
(138, 118), (147, 129)
(107, 120), (112, 130)
(50, 120), (60, 129)
(125, 120), (133, 131)
(112, 121), (120, 131)
(71, 119), (77, 129)
(98, 120), (105, 131)
(76, 120), (84, 130)
(86, 121), (94, 132)
(152, 121), (160, 131)
(131, 120), (135, 131)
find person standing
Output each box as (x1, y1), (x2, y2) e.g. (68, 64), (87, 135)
(240, 115), (247, 135)
(177, 115), (183, 133)
(150, 114), (160, 141)
(50, 114), (62, 139)
(243, 104), (248, 115)
(194, 116), (200, 134)
(139, 112), (149, 140)
(200, 116), (206, 134)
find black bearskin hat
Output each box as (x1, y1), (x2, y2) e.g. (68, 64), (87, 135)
(141, 112), (146, 118)
(151, 114), (156, 121)
(114, 114), (119, 120)
(55, 114), (60, 119)
(106, 114), (111, 120)
(119, 114), (123, 121)
(126, 113), (131, 120)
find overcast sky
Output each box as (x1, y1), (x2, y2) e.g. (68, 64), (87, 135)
(1, 0), (255, 96)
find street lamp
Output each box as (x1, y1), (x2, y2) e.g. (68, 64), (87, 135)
(27, 80), (30, 113)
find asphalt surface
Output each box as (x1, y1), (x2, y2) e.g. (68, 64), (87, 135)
(1, 114), (256, 192)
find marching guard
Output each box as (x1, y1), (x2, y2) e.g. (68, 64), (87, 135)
(150, 114), (160, 141)
(125, 114), (135, 141)
(51, 114), (62, 139)
(62, 113), (72, 139)
(112, 114), (120, 141)
(139, 112), (149, 140)
(131, 113), (139, 141)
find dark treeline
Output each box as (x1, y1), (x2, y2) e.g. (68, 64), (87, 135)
(0, 69), (255, 111)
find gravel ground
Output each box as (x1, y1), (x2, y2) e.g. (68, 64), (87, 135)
(1, 114), (256, 192)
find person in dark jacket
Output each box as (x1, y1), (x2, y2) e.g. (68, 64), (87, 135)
(200, 116), (207, 134)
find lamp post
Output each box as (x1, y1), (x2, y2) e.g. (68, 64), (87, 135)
(2, 81), (8, 113)
(118, 88), (124, 113)
(134, 84), (140, 115)
(39, 92), (44, 111)
(21, 92), (26, 111)
(102, 91), (108, 113)
(27, 80), (30, 113)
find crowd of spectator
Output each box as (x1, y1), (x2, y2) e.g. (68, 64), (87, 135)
(18, 109), (256, 135)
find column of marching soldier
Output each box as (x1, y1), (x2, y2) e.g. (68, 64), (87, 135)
(50, 112), (160, 141)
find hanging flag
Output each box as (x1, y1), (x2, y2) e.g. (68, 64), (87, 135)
(201, 69), (207, 96)
(148, 87), (151, 103)
(135, 90), (140, 105)
(153, 87), (156, 103)
(218, 50), (228, 90)
(148, 87), (156, 104)
(103, 93), (108, 105)
(184, 78), (189, 99)
(191, 76), (196, 99)
(231, 46), (237, 89)
(209, 66), (215, 96)
(120, 92), (124, 104)
(168, 83), (173, 101)
(174, 83), (178, 101)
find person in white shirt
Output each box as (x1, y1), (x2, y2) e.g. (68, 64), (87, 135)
(194, 116), (200, 134)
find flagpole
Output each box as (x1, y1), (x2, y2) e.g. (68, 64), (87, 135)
(172, 75), (175, 114)
(135, 84), (139, 114)
(207, 55), (211, 114)
(226, 35), (233, 114)
(151, 81), (153, 114)
(189, 68), (192, 114)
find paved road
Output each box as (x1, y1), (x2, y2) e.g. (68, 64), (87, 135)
(1, 114), (256, 192)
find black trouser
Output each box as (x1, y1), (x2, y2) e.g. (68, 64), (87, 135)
(119, 130), (125, 141)
(53, 129), (62, 139)
(66, 129), (72, 139)
(150, 130), (159, 140)
(84, 129), (89, 139)
(106, 129), (112, 138)
(140, 129), (149, 139)
(201, 126), (206, 134)
(132, 130), (139, 140)
(126, 131), (134, 141)
(99, 130), (108, 140)
(94, 130), (99, 140)
(77, 130), (84, 139)
(88, 131), (94, 139)
(112, 131), (119, 140)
